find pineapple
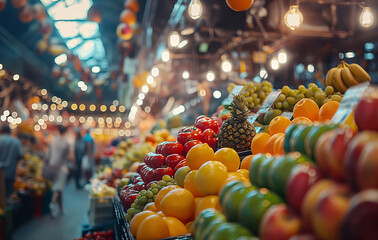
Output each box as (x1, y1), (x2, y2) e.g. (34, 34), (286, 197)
(217, 94), (256, 152)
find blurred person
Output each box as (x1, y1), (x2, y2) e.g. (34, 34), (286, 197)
(0, 124), (24, 197)
(83, 127), (95, 183)
(74, 127), (86, 189)
(45, 125), (70, 217)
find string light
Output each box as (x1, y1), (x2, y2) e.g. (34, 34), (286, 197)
(144, 106), (151, 113)
(284, 1), (303, 30)
(50, 104), (57, 110)
(100, 105), (107, 112)
(41, 89), (47, 96)
(182, 71), (190, 79)
(43, 115), (48, 121)
(110, 105), (116, 112)
(221, 59), (232, 73)
(213, 90), (222, 99)
(98, 117), (104, 124)
(34, 125), (41, 131)
(278, 50), (288, 64)
(113, 100), (119, 106)
(271, 57), (280, 70)
(3, 110), (9, 116)
(71, 104), (78, 110)
(69, 116), (76, 123)
(13, 74), (20, 81)
(90, 104), (96, 111)
(41, 124), (47, 130)
(115, 117), (122, 124)
(188, 0), (203, 20)
(206, 71), (215, 81)
(56, 116), (63, 122)
(119, 105), (126, 113)
(49, 115), (55, 122)
(151, 67), (159, 77)
(38, 119), (44, 125)
(62, 101), (68, 107)
(360, 7), (374, 28)
(12, 112), (17, 118)
(138, 93), (145, 100)
(42, 104), (48, 111)
(142, 85), (149, 93)
(79, 104), (86, 111)
(106, 117), (112, 124)
(169, 31), (180, 47)
(57, 104), (63, 110)
(79, 116), (85, 123)
(162, 49), (170, 62)
(124, 122), (131, 128)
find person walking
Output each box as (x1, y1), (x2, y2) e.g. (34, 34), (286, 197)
(74, 128), (86, 189)
(44, 125), (70, 217)
(83, 127), (95, 183)
(0, 124), (24, 197)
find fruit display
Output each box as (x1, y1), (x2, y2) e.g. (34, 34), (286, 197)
(326, 61), (371, 93)
(78, 230), (114, 240)
(218, 94), (256, 152)
(273, 83), (343, 112)
(144, 129), (177, 145)
(14, 154), (51, 195)
(227, 80), (273, 110)
(90, 181), (116, 198)
(111, 142), (155, 169)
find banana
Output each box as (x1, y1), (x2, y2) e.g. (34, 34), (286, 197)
(346, 63), (371, 83)
(331, 68), (348, 93)
(326, 68), (337, 86)
(341, 65), (360, 87)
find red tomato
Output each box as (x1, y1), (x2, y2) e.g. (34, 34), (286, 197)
(201, 129), (217, 150)
(144, 153), (165, 169)
(161, 141), (184, 156)
(155, 142), (166, 154)
(183, 140), (202, 156)
(165, 154), (185, 169)
(153, 167), (174, 181)
(174, 159), (187, 173)
(177, 127), (202, 145)
(195, 116), (220, 133)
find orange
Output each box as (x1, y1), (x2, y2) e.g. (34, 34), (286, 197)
(195, 161), (228, 196)
(124, 0), (140, 13)
(269, 116), (291, 135)
(214, 147), (240, 172)
(266, 133), (285, 155)
(319, 101), (340, 122)
(237, 169), (249, 179)
(186, 143), (215, 170)
(155, 185), (181, 211)
(160, 188), (195, 222)
(163, 216), (189, 237)
(226, 0), (254, 11)
(143, 202), (157, 212)
(273, 134), (285, 155)
(130, 210), (156, 236)
(251, 133), (270, 154)
(290, 117), (312, 126)
(137, 214), (170, 240)
(156, 211), (165, 217)
(293, 98), (320, 121)
(184, 170), (204, 197)
(240, 155), (254, 169)
(195, 195), (222, 218)
(186, 221), (194, 233)
(195, 197), (202, 207)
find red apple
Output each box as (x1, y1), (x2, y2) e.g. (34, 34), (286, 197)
(301, 180), (336, 232)
(340, 189), (378, 240)
(357, 140), (378, 190)
(314, 131), (335, 174)
(344, 131), (378, 190)
(354, 91), (378, 132)
(322, 128), (355, 181)
(286, 163), (322, 212)
(312, 184), (351, 240)
(259, 204), (301, 240)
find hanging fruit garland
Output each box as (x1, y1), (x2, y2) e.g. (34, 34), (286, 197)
(18, 4), (34, 23)
(225, 0), (254, 12)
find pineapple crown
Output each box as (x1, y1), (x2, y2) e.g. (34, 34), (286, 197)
(229, 94), (249, 121)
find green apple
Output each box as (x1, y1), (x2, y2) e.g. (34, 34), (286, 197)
(268, 152), (310, 196)
(202, 218), (227, 240)
(208, 222), (253, 240)
(257, 156), (277, 188)
(219, 180), (246, 208)
(304, 124), (338, 159)
(224, 186), (255, 222)
(284, 124), (302, 153)
(194, 208), (226, 239)
(239, 188), (283, 233)
(249, 154), (268, 187)
(291, 125), (313, 154)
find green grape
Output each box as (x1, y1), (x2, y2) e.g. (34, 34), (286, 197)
(134, 209), (142, 214)
(244, 92), (250, 97)
(282, 86), (290, 94)
(147, 199), (153, 203)
(156, 185), (162, 190)
(140, 190), (147, 196)
(263, 86), (272, 93)
(127, 208), (135, 215)
(151, 183), (157, 189)
(256, 84), (262, 91)
(331, 95), (342, 102)
(158, 180), (167, 186)
(308, 83), (317, 88)
(146, 191), (153, 198)
(282, 101), (289, 110)
(151, 188), (159, 195)
(287, 97), (296, 105)
(130, 203), (136, 208)
(275, 102), (283, 109)
(288, 90), (296, 97)
(135, 205), (142, 210)
(254, 98), (260, 105)
(288, 105), (294, 112)
(140, 196), (147, 203)
(310, 97), (316, 101)
(125, 213), (132, 220)
(134, 199), (139, 205)
(315, 92), (326, 101)
(310, 86), (319, 93)
(335, 92), (343, 96)
(153, 195), (157, 201)
(136, 195), (141, 200)
(162, 175), (172, 182)
(246, 97), (253, 103)
(252, 93), (258, 99)
(305, 90), (314, 98)
(278, 94), (286, 101)
(325, 86), (334, 95)
(249, 102), (255, 109)
(323, 99), (331, 105)
(296, 94), (305, 100)
(259, 91), (266, 99)
(315, 99), (323, 107)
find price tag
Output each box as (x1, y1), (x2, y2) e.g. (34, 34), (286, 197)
(281, 112), (293, 120)
(331, 82), (370, 124)
(247, 113), (259, 125)
(258, 90), (281, 114)
(222, 85), (244, 106)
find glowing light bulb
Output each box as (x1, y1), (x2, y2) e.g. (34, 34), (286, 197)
(271, 58), (280, 70)
(169, 31), (180, 47)
(284, 4), (303, 30)
(188, 0), (203, 20)
(221, 59), (232, 73)
(278, 50), (288, 64)
(182, 70), (190, 79)
(206, 71), (215, 81)
(260, 68), (268, 79)
(360, 7), (374, 28)
(151, 67), (159, 77)
(162, 49), (170, 62)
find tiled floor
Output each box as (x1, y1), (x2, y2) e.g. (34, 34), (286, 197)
(13, 181), (89, 240)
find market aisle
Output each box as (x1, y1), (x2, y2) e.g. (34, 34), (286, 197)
(13, 181), (89, 240)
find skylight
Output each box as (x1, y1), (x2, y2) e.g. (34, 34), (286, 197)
(41, 0), (107, 69)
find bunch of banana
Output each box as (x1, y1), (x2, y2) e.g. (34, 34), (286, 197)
(326, 61), (371, 93)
